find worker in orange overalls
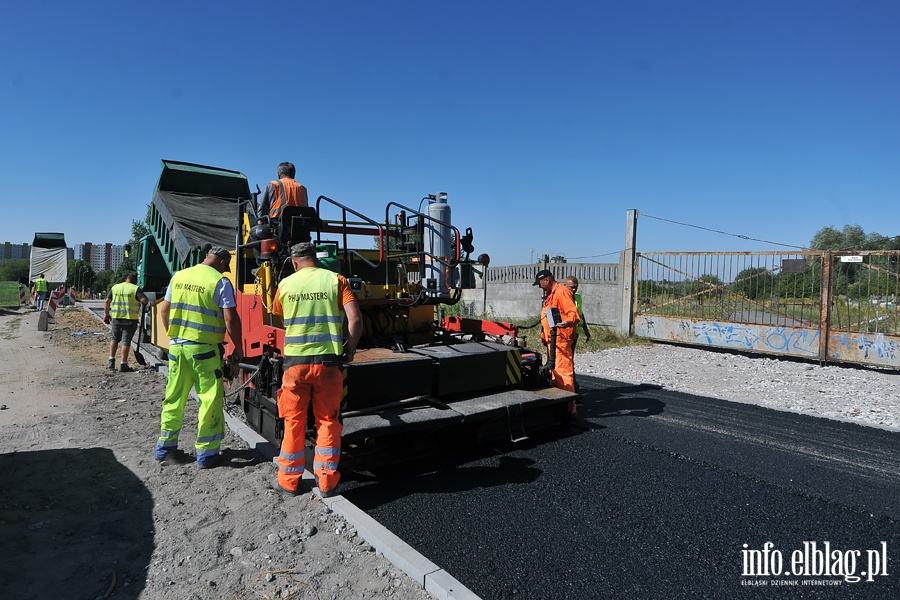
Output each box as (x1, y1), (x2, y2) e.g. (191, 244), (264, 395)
(271, 242), (362, 498)
(257, 161), (309, 222)
(535, 269), (580, 393)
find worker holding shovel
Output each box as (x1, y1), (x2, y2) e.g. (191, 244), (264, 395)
(104, 273), (149, 372)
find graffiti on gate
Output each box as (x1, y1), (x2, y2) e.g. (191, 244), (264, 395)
(690, 322), (819, 355)
(634, 316), (826, 360)
(830, 332), (900, 361)
(762, 327), (819, 355)
(692, 322), (760, 349)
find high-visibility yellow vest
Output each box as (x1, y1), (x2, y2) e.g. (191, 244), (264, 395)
(110, 281), (140, 320)
(167, 265), (226, 344)
(573, 291), (583, 313)
(35, 278), (48, 292)
(279, 268), (343, 358)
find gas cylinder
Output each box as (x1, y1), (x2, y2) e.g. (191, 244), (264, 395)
(425, 192), (452, 297)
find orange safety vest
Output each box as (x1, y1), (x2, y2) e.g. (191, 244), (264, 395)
(269, 178), (309, 219)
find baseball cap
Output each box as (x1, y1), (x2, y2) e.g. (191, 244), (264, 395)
(208, 246), (231, 261)
(532, 269), (552, 286)
(290, 242), (317, 258)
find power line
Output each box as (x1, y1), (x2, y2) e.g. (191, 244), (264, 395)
(640, 213), (807, 250)
(551, 212), (804, 261)
(567, 250), (622, 260)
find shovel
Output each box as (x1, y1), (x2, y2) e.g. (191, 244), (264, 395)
(133, 304), (147, 367)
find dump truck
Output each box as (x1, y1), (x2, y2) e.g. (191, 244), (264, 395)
(137, 160), (577, 464)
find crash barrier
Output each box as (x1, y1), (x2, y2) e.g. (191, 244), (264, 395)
(30, 286), (36, 305)
(69, 286), (77, 303)
(18, 284), (27, 306)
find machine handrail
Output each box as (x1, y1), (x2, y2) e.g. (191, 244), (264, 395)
(316, 195), (385, 268)
(385, 201), (462, 266)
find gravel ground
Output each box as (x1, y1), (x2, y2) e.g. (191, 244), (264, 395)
(576, 343), (900, 431)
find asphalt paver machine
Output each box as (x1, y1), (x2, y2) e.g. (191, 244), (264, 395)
(137, 160), (577, 465)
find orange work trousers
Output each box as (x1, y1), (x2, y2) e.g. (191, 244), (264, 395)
(277, 363), (343, 493)
(551, 339), (576, 393)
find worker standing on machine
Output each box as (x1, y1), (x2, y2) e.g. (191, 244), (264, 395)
(154, 247), (243, 468)
(257, 161), (308, 222)
(272, 242), (362, 498)
(534, 269), (580, 393)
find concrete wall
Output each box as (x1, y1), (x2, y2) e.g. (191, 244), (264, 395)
(458, 257), (624, 328)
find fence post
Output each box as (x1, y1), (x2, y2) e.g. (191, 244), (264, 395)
(620, 209), (638, 335)
(818, 252), (833, 365)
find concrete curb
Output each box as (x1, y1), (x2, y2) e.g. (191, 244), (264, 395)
(223, 410), (480, 600)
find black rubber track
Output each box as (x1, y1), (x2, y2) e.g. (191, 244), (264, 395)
(339, 375), (900, 599)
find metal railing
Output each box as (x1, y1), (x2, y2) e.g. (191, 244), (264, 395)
(484, 262), (619, 284)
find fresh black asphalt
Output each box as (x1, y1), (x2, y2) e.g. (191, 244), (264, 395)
(339, 375), (900, 599)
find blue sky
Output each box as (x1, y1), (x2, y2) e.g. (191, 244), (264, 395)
(2, 1), (898, 266)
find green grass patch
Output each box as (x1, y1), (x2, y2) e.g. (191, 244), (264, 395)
(0, 281), (23, 307)
(575, 325), (651, 353)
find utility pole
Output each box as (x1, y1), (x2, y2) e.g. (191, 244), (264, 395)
(620, 210), (638, 335)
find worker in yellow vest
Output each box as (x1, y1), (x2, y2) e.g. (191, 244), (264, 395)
(271, 242), (362, 497)
(103, 273), (148, 372)
(34, 274), (48, 311)
(155, 247), (243, 469)
(564, 276), (591, 348)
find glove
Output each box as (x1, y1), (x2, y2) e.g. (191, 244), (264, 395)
(103, 315), (111, 325)
(342, 347), (357, 363)
(223, 355), (236, 382)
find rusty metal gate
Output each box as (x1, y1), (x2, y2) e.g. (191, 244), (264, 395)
(632, 250), (900, 369)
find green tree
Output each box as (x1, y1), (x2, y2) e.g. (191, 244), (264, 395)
(0, 259), (31, 283)
(686, 274), (723, 295)
(95, 270), (114, 295)
(807, 224), (900, 293)
(732, 267), (775, 300)
(113, 256), (136, 283)
(68, 259), (96, 290)
(131, 204), (152, 243)
(810, 224), (897, 251)
(637, 279), (662, 298)
(774, 269), (820, 299)
(105, 204), (151, 285)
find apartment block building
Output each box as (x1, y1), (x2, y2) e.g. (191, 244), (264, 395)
(73, 243), (127, 272)
(0, 242), (31, 260)
(3, 241), (125, 271)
